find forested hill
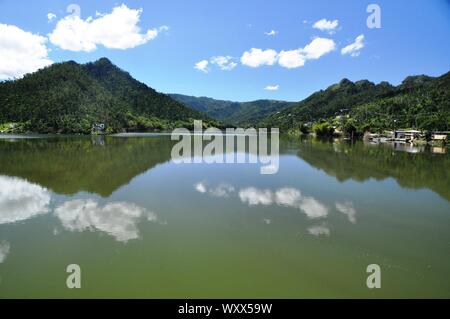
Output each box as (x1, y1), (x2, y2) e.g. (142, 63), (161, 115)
(260, 71), (450, 133)
(170, 94), (294, 126)
(0, 58), (216, 134)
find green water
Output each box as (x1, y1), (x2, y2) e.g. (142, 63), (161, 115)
(0, 134), (449, 298)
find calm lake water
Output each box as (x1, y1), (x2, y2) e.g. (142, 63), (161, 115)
(0, 134), (449, 298)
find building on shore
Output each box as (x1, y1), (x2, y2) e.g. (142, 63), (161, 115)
(432, 131), (449, 142)
(394, 130), (422, 142)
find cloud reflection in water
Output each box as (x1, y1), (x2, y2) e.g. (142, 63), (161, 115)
(54, 200), (158, 243)
(0, 175), (51, 225)
(0, 240), (10, 263)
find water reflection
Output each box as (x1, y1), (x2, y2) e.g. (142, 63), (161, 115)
(295, 138), (450, 201)
(196, 182), (332, 220)
(239, 187), (329, 219)
(194, 182), (235, 198)
(0, 240), (10, 263)
(54, 200), (158, 243)
(238, 187), (273, 206)
(0, 175), (50, 224)
(0, 135), (448, 202)
(335, 202), (357, 224)
(307, 225), (330, 237)
(0, 137), (174, 197)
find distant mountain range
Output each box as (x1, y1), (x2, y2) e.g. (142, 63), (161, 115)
(0, 57), (448, 134)
(170, 94), (294, 126)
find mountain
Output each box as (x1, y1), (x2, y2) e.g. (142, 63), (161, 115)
(170, 94), (294, 126)
(0, 58), (216, 134)
(260, 72), (450, 133)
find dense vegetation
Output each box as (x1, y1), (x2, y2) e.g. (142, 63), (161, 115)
(260, 72), (450, 135)
(1, 57), (448, 136)
(170, 94), (294, 126)
(0, 58), (219, 134)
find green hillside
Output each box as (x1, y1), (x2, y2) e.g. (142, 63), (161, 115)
(260, 72), (450, 134)
(0, 58), (217, 134)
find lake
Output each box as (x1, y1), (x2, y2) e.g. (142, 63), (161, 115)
(0, 134), (449, 298)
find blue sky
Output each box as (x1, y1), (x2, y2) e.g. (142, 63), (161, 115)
(0, 0), (449, 102)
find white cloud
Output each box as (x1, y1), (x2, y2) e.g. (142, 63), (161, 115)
(0, 24), (53, 80)
(194, 60), (209, 73)
(307, 225), (330, 236)
(341, 34), (365, 57)
(0, 175), (51, 224)
(335, 201), (356, 224)
(264, 85), (279, 91)
(49, 4), (162, 52)
(159, 25), (169, 32)
(55, 200), (156, 242)
(264, 30), (278, 36)
(278, 38), (335, 69)
(239, 187), (273, 206)
(278, 49), (306, 69)
(47, 13), (57, 22)
(210, 56), (237, 71)
(302, 37), (336, 59)
(0, 241), (10, 263)
(313, 19), (339, 33)
(242, 38), (335, 70)
(241, 48), (278, 68)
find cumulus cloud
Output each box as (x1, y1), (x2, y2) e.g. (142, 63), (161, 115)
(210, 56), (237, 71)
(47, 13), (57, 22)
(242, 38), (335, 69)
(341, 34), (365, 57)
(55, 200), (157, 242)
(277, 49), (306, 69)
(264, 85), (279, 91)
(307, 225), (330, 236)
(241, 48), (278, 68)
(313, 19), (339, 33)
(302, 37), (336, 59)
(0, 23), (53, 80)
(335, 201), (356, 224)
(0, 241), (10, 263)
(264, 30), (278, 36)
(194, 60), (209, 73)
(0, 175), (51, 224)
(48, 4), (163, 52)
